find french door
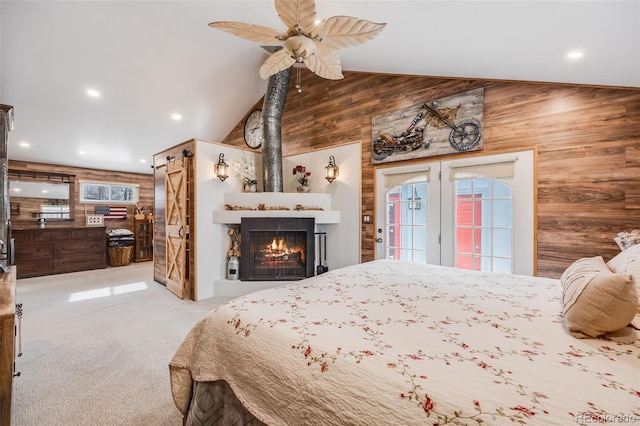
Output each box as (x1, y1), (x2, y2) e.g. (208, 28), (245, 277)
(375, 150), (534, 275)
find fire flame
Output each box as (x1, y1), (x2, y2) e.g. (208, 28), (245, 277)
(260, 237), (304, 262)
(270, 238), (287, 252)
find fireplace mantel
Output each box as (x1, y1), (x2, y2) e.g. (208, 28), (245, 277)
(213, 192), (340, 224)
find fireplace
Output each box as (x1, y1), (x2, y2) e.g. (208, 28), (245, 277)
(240, 217), (315, 281)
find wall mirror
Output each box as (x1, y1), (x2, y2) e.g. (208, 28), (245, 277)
(8, 170), (76, 222)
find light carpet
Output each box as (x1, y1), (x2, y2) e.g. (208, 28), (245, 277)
(11, 262), (232, 426)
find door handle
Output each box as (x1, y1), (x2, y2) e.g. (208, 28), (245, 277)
(376, 228), (383, 243)
(178, 226), (184, 238)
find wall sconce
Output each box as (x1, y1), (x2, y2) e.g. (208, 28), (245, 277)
(408, 187), (421, 210)
(214, 153), (229, 182)
(325, 155), (339, 183)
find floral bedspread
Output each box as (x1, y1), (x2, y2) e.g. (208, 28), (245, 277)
(170, 260), (640, 425)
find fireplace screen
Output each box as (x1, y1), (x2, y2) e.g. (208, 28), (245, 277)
(240, 218), (315, 281)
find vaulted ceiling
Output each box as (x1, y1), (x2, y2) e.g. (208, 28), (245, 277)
(1, 1), (638, 175)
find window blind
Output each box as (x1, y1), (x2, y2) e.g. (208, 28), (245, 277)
(383, 169), (430, 190)
(449, 160), (516, 181)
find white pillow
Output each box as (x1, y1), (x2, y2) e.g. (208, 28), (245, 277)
(561, 256), (637, 338)
(607, 244), (640, 328)
(607, 243), (640, 291)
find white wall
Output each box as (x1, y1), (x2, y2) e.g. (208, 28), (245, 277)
(194, 141), (261, 300)
(284, 142), (361, 271)
(195, 140), (361, 300)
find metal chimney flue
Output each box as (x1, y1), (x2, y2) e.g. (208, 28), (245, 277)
(261, 67), (292, 192)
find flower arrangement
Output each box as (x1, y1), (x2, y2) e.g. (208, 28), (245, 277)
(293, 165), (311, 187)
(234, 154), (258, 186)
(227, 225), (241, 258)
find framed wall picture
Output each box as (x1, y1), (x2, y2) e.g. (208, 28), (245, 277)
(10, 203), (20, 215)
(371, 87), (484, 164)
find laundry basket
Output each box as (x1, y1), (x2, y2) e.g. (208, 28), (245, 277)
(108, 245), (133, 267)
(109, 246), (133, 266)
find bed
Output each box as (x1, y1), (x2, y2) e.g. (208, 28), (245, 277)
(170, 258), (640, 425)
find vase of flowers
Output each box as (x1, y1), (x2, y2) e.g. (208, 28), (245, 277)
(235, 154), (258, 192)
(293, 165), (311, 192)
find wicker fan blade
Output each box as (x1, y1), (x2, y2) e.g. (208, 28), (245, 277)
(208, 21), (284, 44)
(304, 46), (343, 80)
(259, 49), (297, 79)
(275, 0), (316, 33)
(209, 3), (385, 81)
(311, 16), (386, 50)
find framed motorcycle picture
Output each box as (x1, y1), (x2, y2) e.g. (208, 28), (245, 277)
(371, 87), (484, 164)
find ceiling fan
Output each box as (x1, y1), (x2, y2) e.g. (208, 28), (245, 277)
(209, 0), (386, 80)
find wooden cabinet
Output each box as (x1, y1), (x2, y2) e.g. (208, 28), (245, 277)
(13, 227), (107, 278)
(134, 220), (153, 262)
(0, 266), (16, 426)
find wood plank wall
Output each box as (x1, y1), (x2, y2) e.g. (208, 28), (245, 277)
(8, 160), (154, 233)
(220, 71), (640, 278)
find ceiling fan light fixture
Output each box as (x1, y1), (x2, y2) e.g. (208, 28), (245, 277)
(284, 36), (316, 62)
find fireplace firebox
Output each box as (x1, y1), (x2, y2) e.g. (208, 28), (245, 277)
(240, 217), (315, 281)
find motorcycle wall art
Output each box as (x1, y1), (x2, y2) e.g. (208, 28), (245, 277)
(371, 87), (484, 163)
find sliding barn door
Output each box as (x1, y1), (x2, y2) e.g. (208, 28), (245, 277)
(165, 159), (189, 299)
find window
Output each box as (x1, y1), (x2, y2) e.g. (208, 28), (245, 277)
(40, 205), (70, 219)
(80, 181), (139, 204)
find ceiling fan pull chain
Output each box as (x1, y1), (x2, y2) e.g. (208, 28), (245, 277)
(295, 67), (302, 93)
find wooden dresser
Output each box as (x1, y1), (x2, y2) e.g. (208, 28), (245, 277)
(13, 227), (107, 278)
(0, 266), (16, 426)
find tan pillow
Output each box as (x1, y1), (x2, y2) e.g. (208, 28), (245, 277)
(561, 256), (637, 338)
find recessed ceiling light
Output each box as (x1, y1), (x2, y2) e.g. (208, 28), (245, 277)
(18, 141), (30, 148)
(78, 150), (86, 155)
(567, 51), (583, 59)
(140, 158), (147, 163)
(171, 113), (182, 121)
(12, 188), (20, 193)
(87, 89), (101, 98)
(42, 190), (48, 194)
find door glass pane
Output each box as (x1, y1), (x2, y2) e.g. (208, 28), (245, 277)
(387, 199), (400, 225)
(456, 254), (472, 269)
(480, 200), (492, 222)
(493, 180), (512, 197)
(413, 250), (427, 264)
(400, 225), (413, 248)
(492, 257), (512, 273)
(493, 199), (512, 227)
(399, 249), (413, 262)
(454, 178), (513, 273)
(387, 224), (398, 260)
(412, 184), (427, 225)
(413, 227), (427, 250)
(385, 182), (429, 264)
(493, 228), (512, 257)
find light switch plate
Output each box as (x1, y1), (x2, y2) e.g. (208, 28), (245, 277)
(86, 214), (104, 227)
